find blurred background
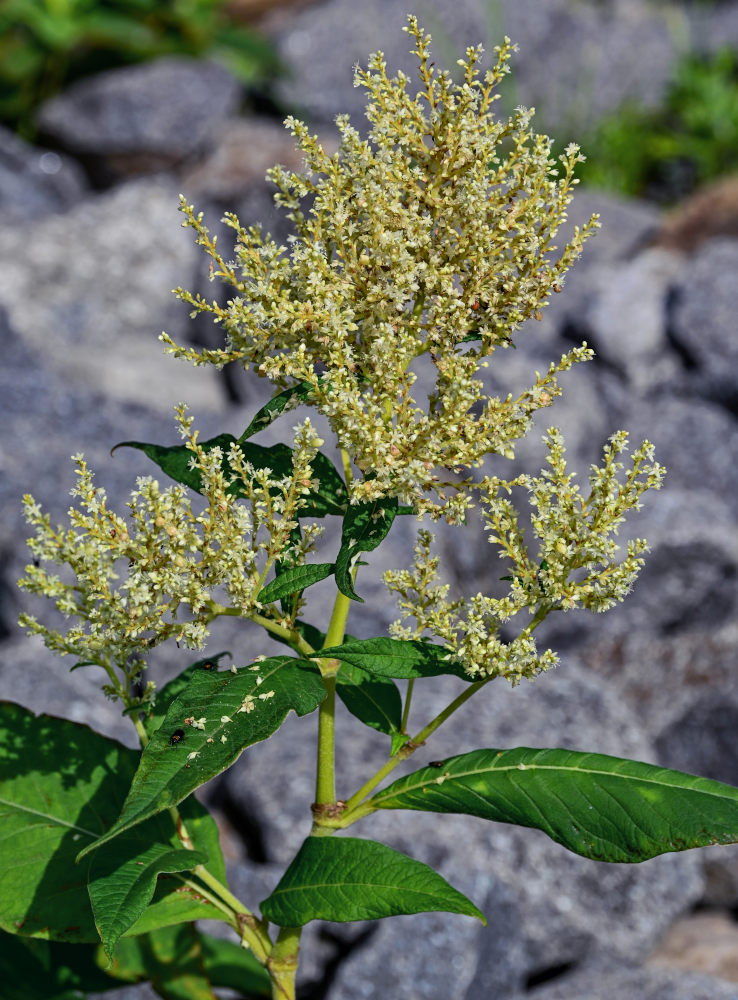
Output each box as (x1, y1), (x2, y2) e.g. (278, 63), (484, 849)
(2, 1), (738, 998)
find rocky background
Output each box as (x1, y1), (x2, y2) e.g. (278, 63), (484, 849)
(3, 0), (738, 997)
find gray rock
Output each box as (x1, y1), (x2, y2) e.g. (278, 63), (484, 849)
(655, 694), (738, 787)
(0, 124), (87, 222)
(273, 0), (677, 136)
(582, 247), (685, 389)
(36, 57), (242, 173)
(669, 238), (738, 410)
(604, 394), (738, 522)
(530, 959), (738, 1000)
(0, 175), (224, 413)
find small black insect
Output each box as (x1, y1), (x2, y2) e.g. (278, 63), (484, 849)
(169, 729), (185, 746)
(201, 660), (216, 670)
(428, 760), (444, 768)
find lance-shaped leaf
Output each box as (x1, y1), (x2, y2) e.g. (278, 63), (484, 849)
(239, 380), (316, 439)
(0, 703), (226, 944)
(112, 436), (346, 517)
(315, 636), (472, 682)
(371, 747), (738, 863)
(257, 562), (335, 605)
(79, 657), (326, 857)
(89, 839), (207, 960)
(334, 497), (400, 601)
(143, 652), (232, 737)
(260, 836), (485, 926)
(335, 662), (404, 743)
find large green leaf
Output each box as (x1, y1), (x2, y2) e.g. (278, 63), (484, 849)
(315, 637), (472, 682)
(0, 704), (226, 945)
(143, 652), (232, 738)
(334, 497), (399, 601)
(335, 662), (404, 744)
(79, 657), (326, 857)
(112, 434), (346, 517)
(0, 930), (119, 1000)
(89, 840), (206, 961)
(257, 562), (335, 605)
(371, 747), (738, 863)
(260, 836), (485, 926)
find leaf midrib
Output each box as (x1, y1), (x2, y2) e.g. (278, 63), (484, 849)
(375, 757), (737, 806)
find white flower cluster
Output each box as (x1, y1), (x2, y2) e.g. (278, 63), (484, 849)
(385, 432), (664, 681)
(18, 409), (324, 699)
(162, 16), (598, 521)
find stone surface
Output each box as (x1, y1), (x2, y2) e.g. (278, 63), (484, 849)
(582, 246), (685, 389)
(0, 175), (224, 413)
(650, 912), (738, 984)
(530, 959), (738, 1000)
(273, 0), (677, 135)
(0, 124), (88, 223)
(669, 238), (738, 410)
(36, 57), (242, 172)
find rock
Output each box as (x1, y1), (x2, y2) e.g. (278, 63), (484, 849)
(581, 247), (685, 390)
(272, 0), (677, 136)
(0, 124), (87, 222)
(668, 238), (738, 411)
(0, 175), (224, 413)
(603, 394), (738, 522)
(329, 879), (528, 1000)
(36, 58), (242, 178)
(529, 959), (738, 1000)
(654, 695), (738, 787)
(650, 911), (738, 984)
(652, 176), (738, 254)
(179, 116), (312, 203)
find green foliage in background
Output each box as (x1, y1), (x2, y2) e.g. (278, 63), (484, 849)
(0, 0), (281, 137)
(576, 46), (738, 202)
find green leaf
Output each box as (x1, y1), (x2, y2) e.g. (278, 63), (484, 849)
(315, 637), (472, 682)
(335, 661), (404, 741)
(0, 704), (226, 944)
(110, 924), (216, 1000)
(257, 562), (335, 605)
(79, 658), (325, 857)
(112, 435), (347, 517)
(334, 497), (399, 601)
(371, 747), (738, 863)
(239, 381), (315, 439)
(198, 933), (271, 996)
(260, 836), (485, 926)
(89, 841), (206, 961)
(0, 929), (119, 1000)
(110, 925), (271, 998)
(143, 652), (232, 738)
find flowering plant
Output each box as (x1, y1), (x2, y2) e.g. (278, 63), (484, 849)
(4, 18), (738, 1000)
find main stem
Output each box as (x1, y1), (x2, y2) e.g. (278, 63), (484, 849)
(315, 588), (352, 806)
(269, 925), (302, 1000)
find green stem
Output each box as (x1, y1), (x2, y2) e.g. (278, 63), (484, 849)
(167, 804), (272, 961)
(401, 677), (415, 732)
(193, 865), (272, 962)
(313, 589), (352, 807)
(341, 676), (493, 821)
(268, 926), (302, 1000)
